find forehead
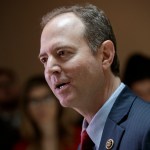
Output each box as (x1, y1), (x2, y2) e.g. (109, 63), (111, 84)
(41, 13), (84, 39)
(40, 13), (86, 52)
(46, 12), (83, 28)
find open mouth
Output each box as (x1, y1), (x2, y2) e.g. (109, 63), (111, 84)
(56, 82), (69, 89)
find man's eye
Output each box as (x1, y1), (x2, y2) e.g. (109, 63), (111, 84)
(57, 50), (65, 57)
(40, 57), (47, 64)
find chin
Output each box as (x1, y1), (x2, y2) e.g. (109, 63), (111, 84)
(59, 97), (75, 108)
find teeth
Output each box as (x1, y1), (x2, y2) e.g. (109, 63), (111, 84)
(57, 83), (66, 89)
(59, 85), (64, 89)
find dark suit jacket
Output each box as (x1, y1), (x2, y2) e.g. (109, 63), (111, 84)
(99, 86), (150, 150)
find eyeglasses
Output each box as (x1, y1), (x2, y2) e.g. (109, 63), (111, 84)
(28, 94), (54, 106)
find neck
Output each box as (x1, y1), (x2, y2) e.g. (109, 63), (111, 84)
(75, 74), (121, 123)
(40, 122), (59, 150)
(38, 121), (58, 138)
(41, 136), (59, 150)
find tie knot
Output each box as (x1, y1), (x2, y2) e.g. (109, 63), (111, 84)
(81, 130), (94, 150)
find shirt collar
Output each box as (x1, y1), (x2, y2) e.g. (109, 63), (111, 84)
(82, 83), (125, 149)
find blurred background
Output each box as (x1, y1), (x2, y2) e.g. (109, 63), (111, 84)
(1, 0), (150, 85)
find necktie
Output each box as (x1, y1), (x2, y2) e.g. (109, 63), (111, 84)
(80, 130), (94, 150)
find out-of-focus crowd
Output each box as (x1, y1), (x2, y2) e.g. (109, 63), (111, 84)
(0, 53), (149, 150)
(0, 69), (83, 150)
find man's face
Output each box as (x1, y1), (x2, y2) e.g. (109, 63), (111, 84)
(40, 13), (104, 109)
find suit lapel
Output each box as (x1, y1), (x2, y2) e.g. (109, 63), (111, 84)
(99, 86), (136, 150)
(99, 118), (125, 150)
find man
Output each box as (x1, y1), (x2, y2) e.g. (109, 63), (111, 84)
(39, 4), (150, 150)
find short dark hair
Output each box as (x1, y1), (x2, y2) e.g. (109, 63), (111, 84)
(123, 53), (150, 87)
(41, 4), (120, 76)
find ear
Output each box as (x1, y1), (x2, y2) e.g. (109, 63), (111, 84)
(100, 40), (115, 70)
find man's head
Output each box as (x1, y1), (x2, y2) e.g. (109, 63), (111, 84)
(41, 4), (119, 76)
(39, 4), (120, 109)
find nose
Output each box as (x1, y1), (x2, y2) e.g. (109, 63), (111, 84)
(45, 56), (62, 75)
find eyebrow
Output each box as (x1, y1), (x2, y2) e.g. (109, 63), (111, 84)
(38, 42), (61, 59)
(38, 41), (76, 59)
(38, 51), (45, 59)
(38, 46), (49, 59)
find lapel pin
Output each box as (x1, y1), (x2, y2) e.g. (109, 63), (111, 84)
(106, 139), (114, 149)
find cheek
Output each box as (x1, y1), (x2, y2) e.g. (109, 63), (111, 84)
(47, 105), (58, 118)
(44, 70), (48, 82)
(76, 60), (103, 93)
(28, 104), (56, 123)
(69, 59), (100, 80)
(44, 71), (51, 87)
(27, 106), (37, 121)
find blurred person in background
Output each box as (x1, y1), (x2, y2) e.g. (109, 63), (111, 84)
(0, 68), (20, 150)
(60, 108), (83, 150)
(13, 75), (63, 150)
(13, 75), (79, 150)
(123, 53), (150, 102)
